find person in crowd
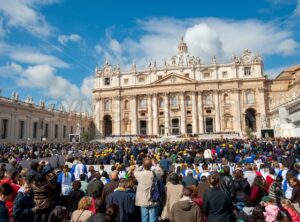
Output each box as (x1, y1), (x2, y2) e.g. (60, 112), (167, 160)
(105, 204), (119, 222)
(79, 174), (88, 195)
(160, 155), (172, 173)
(57, 165), (74, 206)
(170, 186), (203, 222)
(251, 206), (265, 222)
(106, 178), (136, 222)
(70, 197), (93, 222)
(231, 169), (251, 211)
(196, 175), (210, 200)
(203, 173), (233, 222)
(32, 163), (56, 222)
(72, 159), (87, 181)
(219, 165), (233, 196)
(100, 171), (119, 210)
(289, 177), (300, 214)
(250, 174), (268, 205)
(67, 180), (85, 214)
(0, 169), (21, 219)
(268, 175), (284, 206)
(134, 158), (160, 222)
(87, 166), (95, 181)
(261, 196), (280, 222)
(161, 173), (183, 221)
(243, 164), (257, 187)
(281, 199), (300, 222)
(87, 172), (104, 197)
(13, 178), (35, 222)
(236, 199), (254, 222)
(87, 199), (105, 222)
(0, 183), (14, 222)
(48, 206), (67, 222)
(182, 171), (198, 187)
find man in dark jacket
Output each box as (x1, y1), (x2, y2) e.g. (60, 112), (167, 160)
(219, 166), (233, 196)
(170, 186), (203, 222)
(100, 171), (119, 210)
(13, 178), (35, 222)
(203, 173), (233, 222)
(106, 179), (136, 222)
(87, 172), (104, 197)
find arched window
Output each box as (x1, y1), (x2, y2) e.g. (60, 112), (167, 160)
(204, 94), (212, 105)
(139, 97), (146, 108)
(104, 99), (111, 111)
(170, 95), (178, 107)
(124, 100), (129, 110)
(224, 94), (230, 104)
(159, 97), (164, 109)
(186, 96), (192, 107)
(246, 91), (255, 104)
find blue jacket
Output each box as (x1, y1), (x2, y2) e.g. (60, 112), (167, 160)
(0, 200), (9, 222)
(13, 189), (35, 222)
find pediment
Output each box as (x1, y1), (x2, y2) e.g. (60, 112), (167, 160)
(151, 73), (197, 85)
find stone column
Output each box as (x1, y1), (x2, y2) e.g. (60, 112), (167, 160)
(164, 93), (170, 135)
(130, 96), (137, 135)
(147, 94), (153, 135)
(113, 96), (121, 135)
(180, 92), (186, 135)
(191, 92), (198, 134)
(214, 91), (221, 132)
(152, 93), (158, 135)
(197, 92), (204, 133)
(233, 89), (242, 134)
(94, 98), (101, 138)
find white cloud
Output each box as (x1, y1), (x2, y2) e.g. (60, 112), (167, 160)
(9, 51), (70, 68)
(95, 17), (299, 69)
(0, 0), (53, 36)
(80, 75), (94, 99)
(264, 65), (290, 78)
(294, 0), (300, 14)
(58, 34), (81, 45)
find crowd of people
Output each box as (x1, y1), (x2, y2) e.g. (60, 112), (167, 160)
(0, 137), (300, 222)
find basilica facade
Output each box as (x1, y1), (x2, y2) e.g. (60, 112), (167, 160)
(93, 37), (270, 138)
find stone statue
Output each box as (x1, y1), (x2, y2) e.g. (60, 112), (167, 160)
(212, 55), (217, 64)
(132, 63), (136, 71)
(11, 91), (16, 100)
(171, 56), (176, 66)
(76, 122), (81, 134)
(178, 55), (183, 66)
(261, 114), (268, 128)
(39, 100), (45, 108)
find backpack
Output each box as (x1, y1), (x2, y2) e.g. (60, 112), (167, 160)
(150, 171), (164, 202)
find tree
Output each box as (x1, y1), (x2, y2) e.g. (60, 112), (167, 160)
(245, 127), (254, 139)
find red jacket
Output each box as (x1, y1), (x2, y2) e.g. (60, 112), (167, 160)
(0, 178), (21, 217)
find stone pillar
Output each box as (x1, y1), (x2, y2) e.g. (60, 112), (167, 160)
(233, 89), (242, 134)
(214, 91), (221, 132)
(152, 93), (158, 135)
(94, 98), (101, 138)
(113, 96), (121, 135)
(147, 94), (153, 135)
(180, 92), (186, 135)
(191, 92), (198, 134)
(198, 92), (204, 133)
(164, 93), (170, 135)
(130, 96), (137, 135)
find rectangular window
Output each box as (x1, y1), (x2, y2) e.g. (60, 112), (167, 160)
(138, 77), (145, 83)
(185, 73), (189, 78)
(222, 71), (228, 78)
(54, 124), (58, 138)
(19, 120), (24, 139)
(45, 123), (49, 138)
(71, 126), (73, 134)
(158, 75), (162, 80)
(33, 122), (38, 139)
(244, 67), (251, 76)
(124, 78), (129, 84)
(203, 72), (211, 79)
(63, 125), (66, 139)
(1, 119), (8, 139)
(104, 77), (110, 85)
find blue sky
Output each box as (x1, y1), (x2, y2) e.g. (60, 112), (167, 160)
(0, 0), (299, 112)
